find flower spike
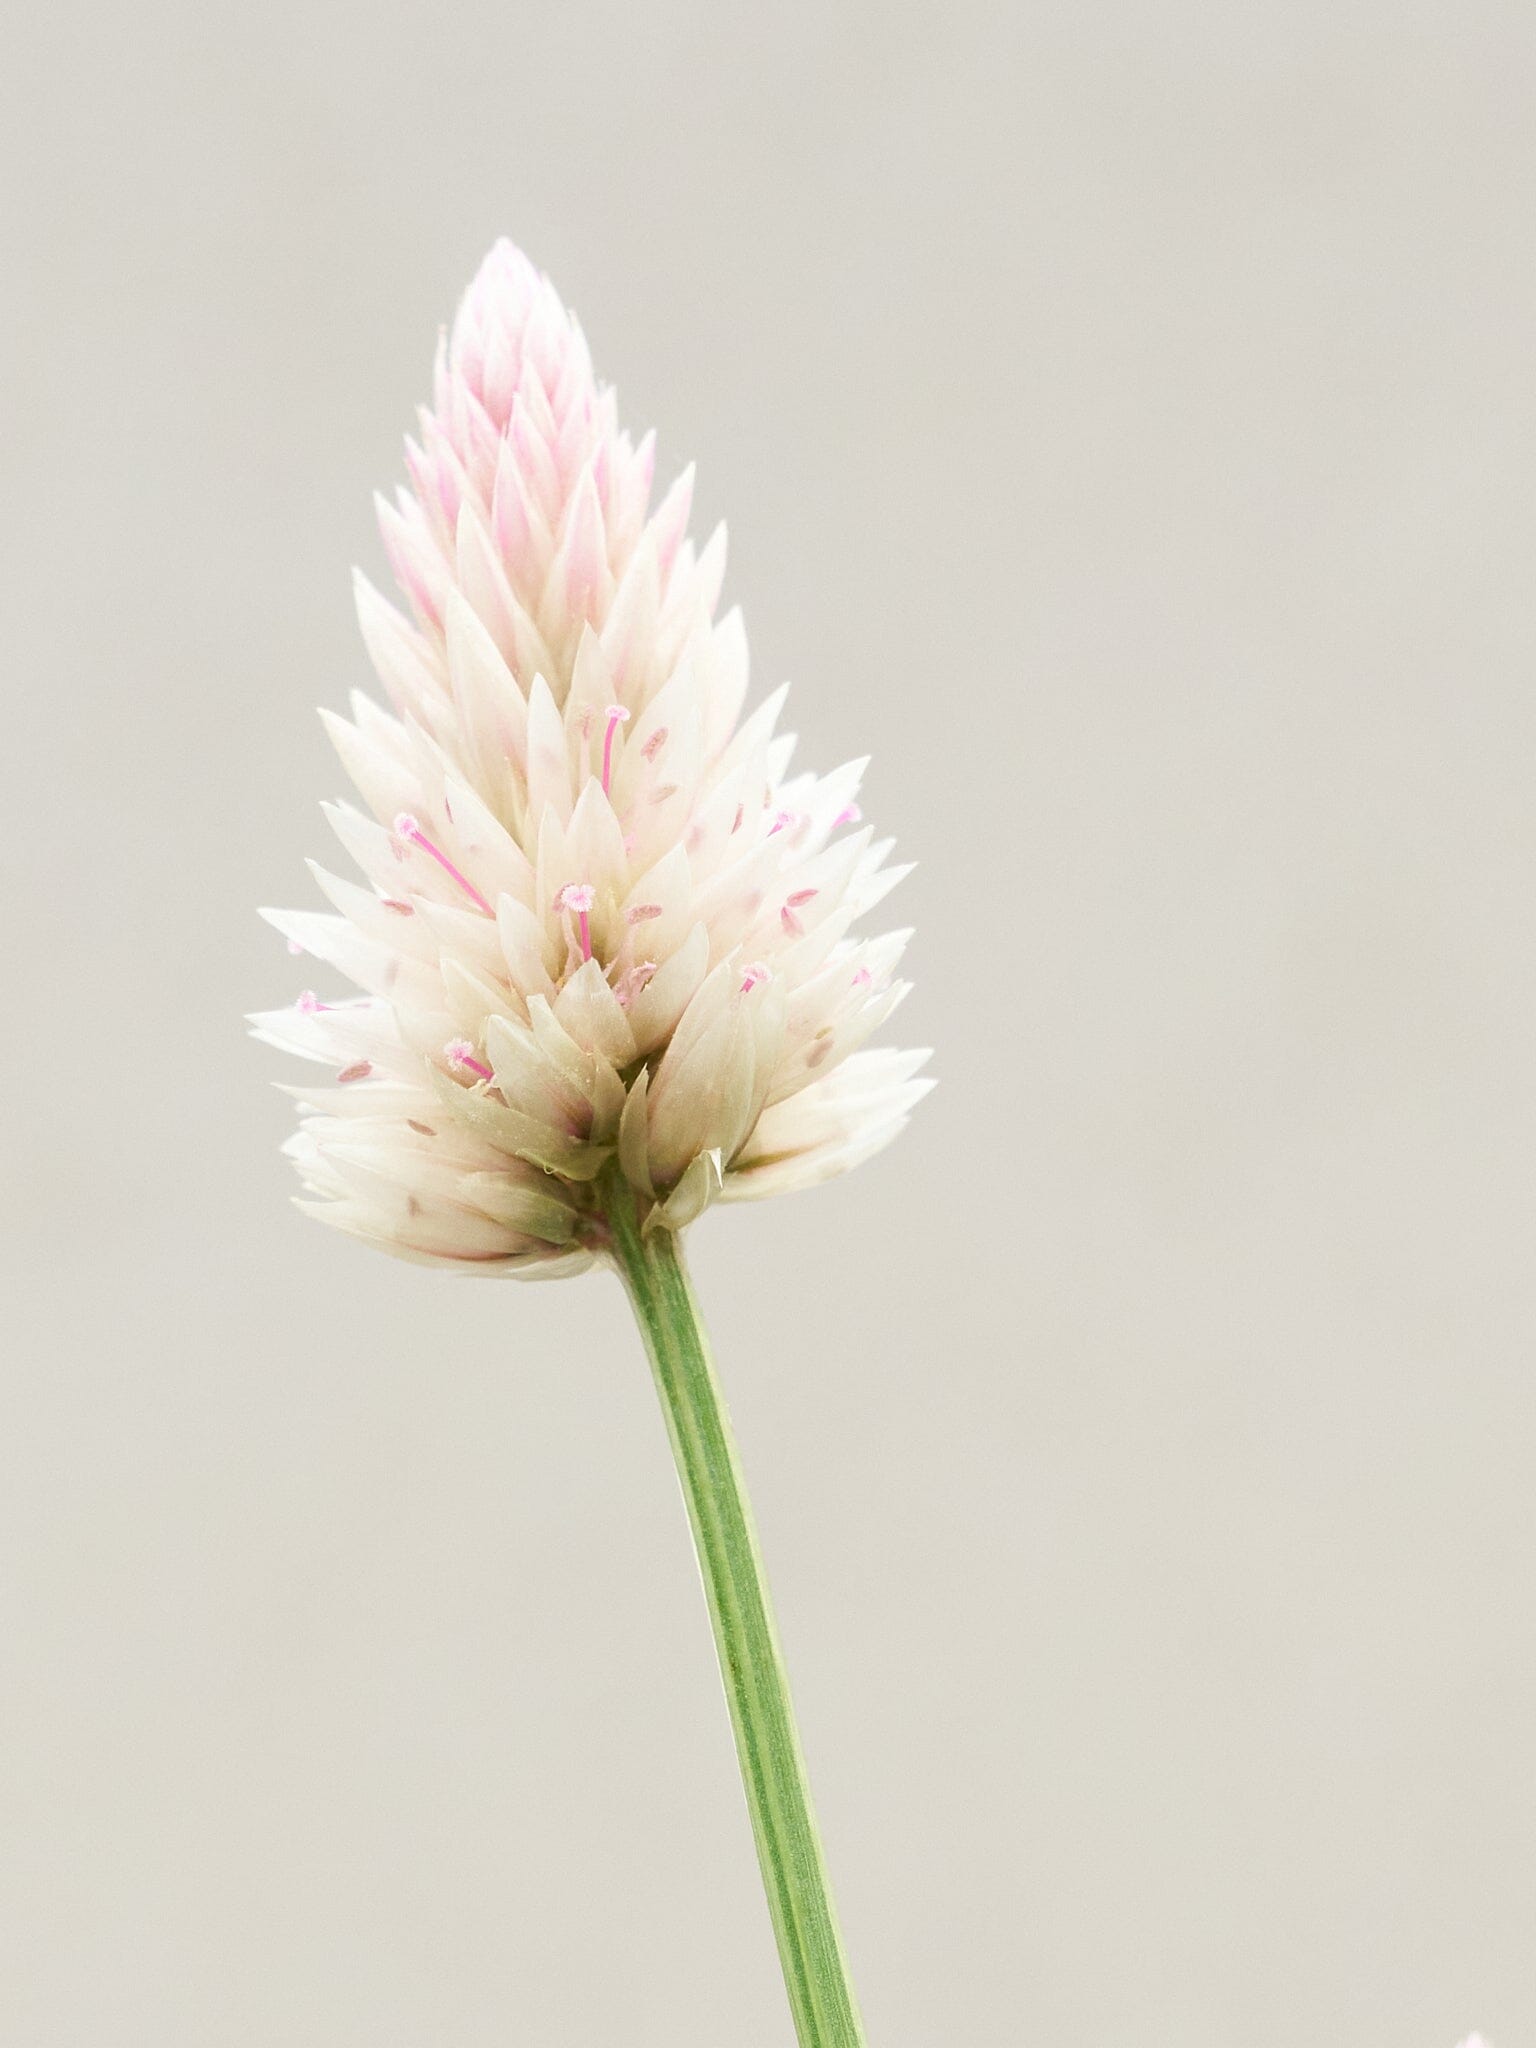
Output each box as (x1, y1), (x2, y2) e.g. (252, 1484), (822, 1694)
(257, 238), (928, 1269)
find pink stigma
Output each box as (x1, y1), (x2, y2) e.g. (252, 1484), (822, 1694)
(393, 812), (494, 916)
(834, 801), (863, 828)
(740, 961), (773, 994)
(557, 881), (596, 961)
(446, 1038), (494, 1081)
(601, 703), (629, 795)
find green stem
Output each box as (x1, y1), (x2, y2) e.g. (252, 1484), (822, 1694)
(599, 1160), (868, 2048)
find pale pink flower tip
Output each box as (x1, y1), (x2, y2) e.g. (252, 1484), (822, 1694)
(255, 238), (928, 1271)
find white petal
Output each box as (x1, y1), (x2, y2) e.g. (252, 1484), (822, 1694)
(618, 1068), (654, 1196)
(553, 957), (638, 1068)
(624, 920), (710, 1055)
(444, 588), (528, 825)
(496, 893), (559, 1002)
(525, 673), (574, 829)
(646, 1147), (724, 1233)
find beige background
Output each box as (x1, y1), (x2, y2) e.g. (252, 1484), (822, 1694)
(2, 2), (1533, 2042)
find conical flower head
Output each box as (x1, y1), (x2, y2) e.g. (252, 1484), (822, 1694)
(255, 240), (930, 1271)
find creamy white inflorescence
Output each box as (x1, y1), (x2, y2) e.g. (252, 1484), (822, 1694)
(255, 240), (930, 1272)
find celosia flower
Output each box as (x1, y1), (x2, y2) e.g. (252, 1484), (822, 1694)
(254, 239), (929, 1270)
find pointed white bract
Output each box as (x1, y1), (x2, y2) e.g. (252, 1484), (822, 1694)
(256, 240), (930, 1271)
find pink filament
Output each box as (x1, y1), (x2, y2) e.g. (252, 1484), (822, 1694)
(557, 882), (596, 963)
(446, 1039), (494, 1081)
(393, 813), (494, 916)
(601, 704), (629, 795)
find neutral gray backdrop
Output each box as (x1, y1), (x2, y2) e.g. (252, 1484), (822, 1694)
(2, 3), (1532, 2043)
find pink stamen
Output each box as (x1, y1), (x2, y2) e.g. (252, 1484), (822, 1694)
(785, 888), (818, 908)
(380, 896), (415, 915)
(834, 801), (863, 828)
(446, 1038), (494, 1081)
(769, 809), (799, 837)
(337, 1060), (372, 1084)
(780, 905), (805, 937)
(851, 967), (873, 990)
(297, 990), (328, 1014)
(640, 726), (669, 763)
(557, 881), (596, 962)
(614, 960), (657, 1008)
(625, 902), (662, 925)
(601, 703), (629, 795)
(740, 961), (773, 994)
(393, 812), (494, 916)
